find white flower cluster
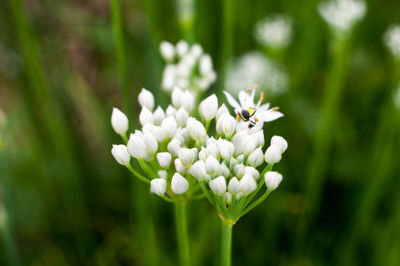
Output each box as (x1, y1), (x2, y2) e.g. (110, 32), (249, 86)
(160, 41), (217, 92)
(111, 87), (287, 213)
(318, 0), (366, 39)
(254, 14), (293, 49)
(227, 52), (288, 96)
(383, 25), (400, 61)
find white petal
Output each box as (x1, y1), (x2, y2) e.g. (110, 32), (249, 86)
(223, 91), (241, 110)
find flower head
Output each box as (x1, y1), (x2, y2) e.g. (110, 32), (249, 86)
(254, 14), (293, 49)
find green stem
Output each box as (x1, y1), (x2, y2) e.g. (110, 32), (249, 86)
(174, 200), (191, 266)
(240, 189), (272, 218)
(126, 164), (150, 184)
(220, 219), (233, 266)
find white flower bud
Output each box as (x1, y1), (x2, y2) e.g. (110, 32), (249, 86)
(175, 107), (189, 127)
(239, 174), (257, 194)
(139, 107), (154, 125)
(216, 113), (236, 137)
(264, 171), (283, 190)
(241, 135), (258, 155)
(219, 163), (231, 178)
(199, 54), (213, 74)
(217, 139), (235, 161)
(158, 170), (167, 179)
(176, 40), (189, 56)
(127, 133), (148, 159)
(162, 65), (175, 91)
(199, 94), (218, 120)
(157, 152), (172, 169)
(191, 43), (203, 58)
(111, 144), (130, 165)
(224, 192), (232, 204)
(171, 173), (189, 194)
(160, 41), (175, 61)
(254, 130), (265, 147)
(244, 166), (260, 180)
(216, 104), (229, 122)
(153, 106), (165, 125)
(271, 135), (288, 153)
(138, 88), (155, 111)
(142, 133), (158, 154)
(209, 176), (227, 195)
(178, 148), (198, 166)
(199, 147), (208, 161)
(182, 90), (195, 112)
(167, 139), (181, 156)
(265, 145), (282, 164)
(228, 177), (240, 194)
(152, 125), (167, 142)
(187, 117), (207, 142)
(111, 107), (128, 135)
(150, 178), (167, 196)
(205, 156), (220, 176)
(234, 163), (245, 178)
(206, 143), (219, 159)
(166, 105), (177, 116)
(229, 157), (238, 170)
(172, 87), (183, 108)
(236, 155), (244, 163)
(190, 161), (208, 181)
(247, 147), (264, 167)
(174, 158), (187, 174)
(161, 116), (177, 139)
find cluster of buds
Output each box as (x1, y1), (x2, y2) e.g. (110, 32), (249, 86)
(254, 14), (293, 50)
(227, 52), (288, 97)
(111, 85), (287, 222)
(160, 41), (216, 92)
(383, 25), (400, 61)
(318, 0), (366, 39)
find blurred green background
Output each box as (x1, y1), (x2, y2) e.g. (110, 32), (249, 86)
(1, 0), (400, 265)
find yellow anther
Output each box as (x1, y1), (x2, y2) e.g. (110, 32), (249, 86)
(272, 106), (280, 111)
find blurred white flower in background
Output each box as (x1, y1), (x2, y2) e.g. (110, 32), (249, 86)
(318, 0), (366, 39)
(383, 25), (400, 61)
(254, 14), (293, 50)
(160, 40), (217, 92)
(226, 52), (289, 96)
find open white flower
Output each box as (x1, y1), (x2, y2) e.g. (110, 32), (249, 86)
(223, 88), (283, 132)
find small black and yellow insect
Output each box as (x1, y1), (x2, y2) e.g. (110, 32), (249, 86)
(237, 107), (259, 128)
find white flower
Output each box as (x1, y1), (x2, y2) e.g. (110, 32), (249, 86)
(157, 152), (172, 169)
(142, 134), (158, 154)
(234, 163), (245, 178)
(216, 104), (229, 122)
(187, 117), (207, 142)
(190, 161), (208, 181)
(152, 125), (167, 142)
(172, 87), (184, 108)
(182, 90), (195, 112)
(199, 94), (218, 120)
(175, 158), (187, 175)
(158, 170), (167, 179)
(167, 139), (181, 156)
(384, 25), (400, 60)
(111, 107), (128, 135)
(161, 116), (177, 139)
(176, 40), (189, 56)
(254, 130), (265, 147)
(247, 147), (264, 167)
(111, 144), (130, 165)
(171, 173), (189, 194)
(139, 107), (154, 125)
(199, 54), (213, 74)
(217, 139), (235, 161)
(224, 192), (232, 204)
(254, 14), (293, 49)
(150, 178), (167, 196)
(127, 132), (148, 159)
(224, 89), (283, 131)
(219, 163), (231, 178)
(228, 177), (240, 194)
(191, 44), (203, 58)
(178, 147), (198, 166)
(244, 166), (260, 180)
(175, 107), (189, 126)
(198, 147), (208, 161)
(216, 113), (236, 137)
(209, 176), (227, 195)
(239, 174), (257, 194)
(166, 105), (177, 116)
(226, 52), (289, 97)
(264, 171), (283, 190)
(271, 135), (288, 153)
(160, 41), (175, 61)
(153, 106), (165, 125)
(265, 145), (282, 164)
(205, 156), (220, 176)
(138, 88), (155, 111)
(318, 0), (366, 38)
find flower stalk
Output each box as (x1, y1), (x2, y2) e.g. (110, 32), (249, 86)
(174, 199), (191, 266)
(220, 218), (234, 266)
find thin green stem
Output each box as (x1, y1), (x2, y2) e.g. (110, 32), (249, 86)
(174, 200), (191, 266)
(244, 164), (273, 206)
(126, 164), (150, 184)
(220, 219), (233, 266)
(240, 189), (272, 218)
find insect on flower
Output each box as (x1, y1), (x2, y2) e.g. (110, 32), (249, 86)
(224, 86), (283, 130)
